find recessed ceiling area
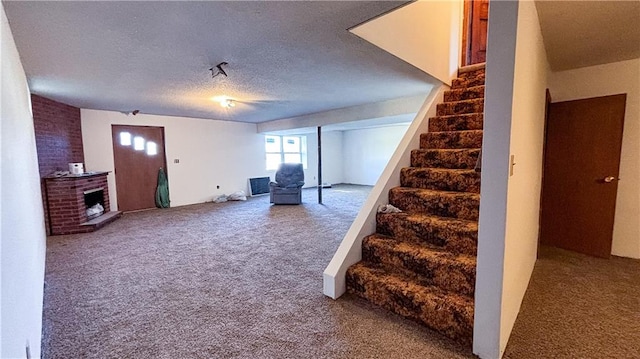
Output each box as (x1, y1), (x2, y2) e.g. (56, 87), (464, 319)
(3, 1), (435, 123)
(535, 1), (640, 71)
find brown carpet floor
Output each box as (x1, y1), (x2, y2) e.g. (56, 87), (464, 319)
(504, 245), (640, 359)
(44, 184), (638, 358)
(42, 184), (473, 359)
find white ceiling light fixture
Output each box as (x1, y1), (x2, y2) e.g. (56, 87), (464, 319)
(212, 96), (236, 109)
(220, 98), (235, 108)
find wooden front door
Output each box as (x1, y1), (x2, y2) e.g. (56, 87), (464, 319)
(462, 0), (489, 66)
(540, 94), (626, 258)
(112, 125), (167, 212)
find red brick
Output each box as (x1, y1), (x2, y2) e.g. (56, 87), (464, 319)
(32, 94), (83, 178)
(44, 173), (113, 235)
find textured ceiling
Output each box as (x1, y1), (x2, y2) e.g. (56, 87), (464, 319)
(3, 1), (435, 123)
(536, 1), (640, 71)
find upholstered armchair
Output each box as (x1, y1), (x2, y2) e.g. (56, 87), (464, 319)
(269, 163), (305, 205)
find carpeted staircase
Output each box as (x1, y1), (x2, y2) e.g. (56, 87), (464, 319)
(345, 63), (485, 347)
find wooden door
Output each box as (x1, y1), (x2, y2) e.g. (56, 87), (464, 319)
(462, 0), (489, 66)
(540, 94), (626, 258)
(112, 125), (167, 212)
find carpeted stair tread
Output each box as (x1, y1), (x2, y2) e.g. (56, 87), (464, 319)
(457, 62), (485, 77)
(362, 234), (476, 296)
(346, 262), (474, 345)
(400, 167), (480, 193)
(421, 130), (483, 150)
(444, 85), (485, 102)
(456, 69), (485, 82)
(388, 187), (480, 221)
(436, 98), (484, 116)
(411, 148), (481, 170)
(377, 212), (478, 255)
(428, 113), (484, 132)
(452, 75), (485, 90)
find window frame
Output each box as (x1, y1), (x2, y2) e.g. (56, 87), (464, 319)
(265, 135), (307, 170)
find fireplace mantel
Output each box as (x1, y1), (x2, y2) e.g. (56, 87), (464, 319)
(43, 170), (110, 180)
(44, 171), (121, 235)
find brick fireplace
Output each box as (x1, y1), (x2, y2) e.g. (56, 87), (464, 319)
(44, 171), (121, 235)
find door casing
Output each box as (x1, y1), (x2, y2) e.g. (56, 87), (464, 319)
(462, 0), (489, 66)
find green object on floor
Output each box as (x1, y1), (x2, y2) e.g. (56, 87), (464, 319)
(155, 167), (170, 208)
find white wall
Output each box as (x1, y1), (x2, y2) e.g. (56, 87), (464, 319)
(342, 125), (410, 185)
(316, 130), (344, 186)
(500, 0), (550, 354)
(475, 2), (550, 358)
(81, 110), (269, 209)
(549, 58), (640, 259)
(473, 1), (518, 357)
(350, 0), (463, 84)
(1, 5), (48, 358)
(322, 131), (344, 185)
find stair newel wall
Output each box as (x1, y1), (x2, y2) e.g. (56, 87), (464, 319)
(323, 85), (448, 299)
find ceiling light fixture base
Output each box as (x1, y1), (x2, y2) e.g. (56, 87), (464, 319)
(210, 62), (229, 78)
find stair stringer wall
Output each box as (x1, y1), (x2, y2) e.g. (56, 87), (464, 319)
(323, 84), (448, 299)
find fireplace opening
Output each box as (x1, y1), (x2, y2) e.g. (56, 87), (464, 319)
(84, 187), (105, 220)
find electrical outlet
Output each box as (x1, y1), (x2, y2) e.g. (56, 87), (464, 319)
(217, 185), (220, 189)
(174, 159), (180, 164)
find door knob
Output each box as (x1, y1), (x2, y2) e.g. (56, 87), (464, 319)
(604, 176), (616, 183)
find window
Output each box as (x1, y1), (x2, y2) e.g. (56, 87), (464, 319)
(133, 136), (145, 151)
(120, 132), (158, 156)
(146, 141), (158, 156)
(265, 135), (307, 170)
(120, 132), (132, 146)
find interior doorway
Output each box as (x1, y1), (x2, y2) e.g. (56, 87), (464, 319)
(462, 0), (489, 66)
(111, 125), (168, 212)
(539, 94), (627, 258)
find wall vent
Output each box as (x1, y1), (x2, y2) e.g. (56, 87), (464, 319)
(248, 177), (270, 196)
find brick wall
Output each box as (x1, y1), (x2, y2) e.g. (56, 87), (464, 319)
(32, 94), (84, 234)
(31, 94), (84, 177)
